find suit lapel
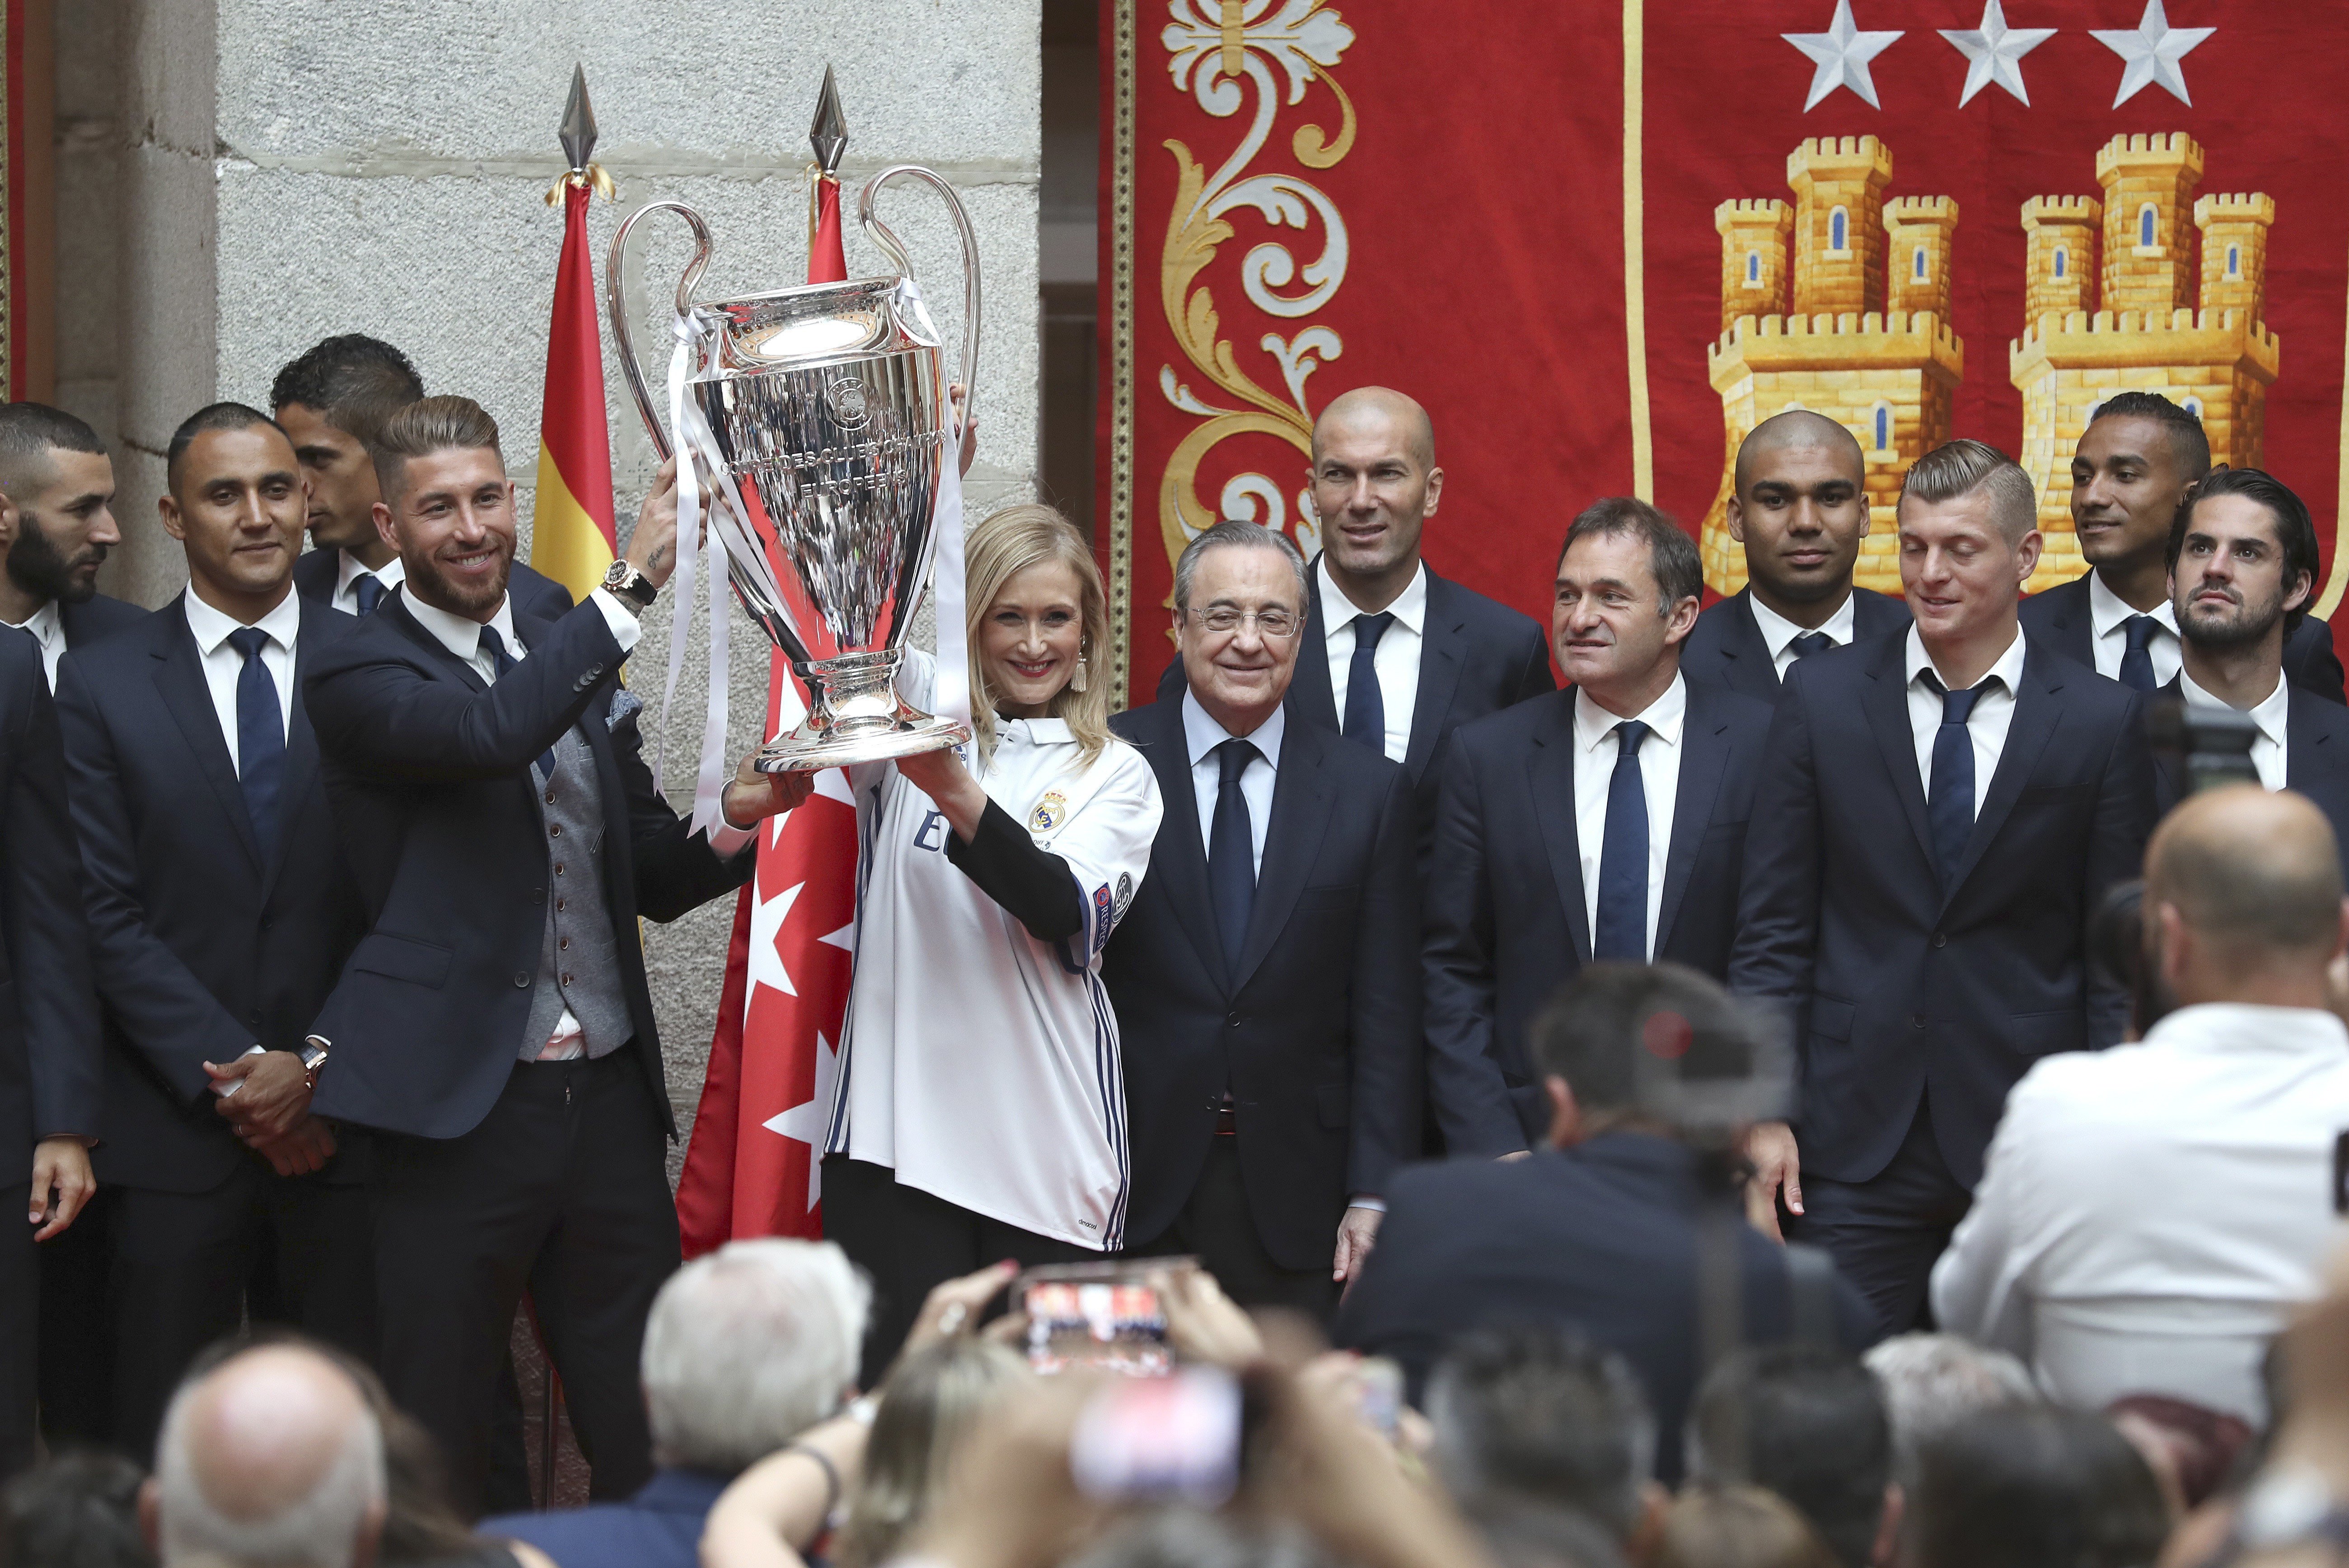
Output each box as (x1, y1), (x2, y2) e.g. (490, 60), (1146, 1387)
(1526, 696), (1593, 964)
(1943, 643), (2060, 901)
(1656, 686), (1730, 953)
(1135, 705), (1229, 989)
(257, 601), (336, 897)
(2046, 575), (2095, 666)
(1861, 635), (1938, 873)
(1233, 722), (1336, 989)
(153, 604), (265, 875)
(1403, 570), (1467, 782)
(2288, 689), (2342, 788)
(382, 593), (490, 693)
(1720, 590), (1780, 697)
(1288, 559), (1340, 732)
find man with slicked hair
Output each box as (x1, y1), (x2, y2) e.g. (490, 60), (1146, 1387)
(0, 403), (144, 689)
(1935, 786), (2349, 1424)
(2023, 392), (2344, 702)
(1684, 411), (1911, 703)
(1733, 439), (2153, 1334)
(1157, 387), (1553, 833)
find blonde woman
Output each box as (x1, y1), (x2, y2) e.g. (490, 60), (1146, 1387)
(824, 504), (1163, 1374)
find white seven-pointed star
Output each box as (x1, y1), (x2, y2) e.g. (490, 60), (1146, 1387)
(2090, 0), (2214, 107)
(1939, 0), (2057, 106)
(745, 878), (804, 999)
(1784, 0), (1905, 111)
(762, 1028), (840, 1212)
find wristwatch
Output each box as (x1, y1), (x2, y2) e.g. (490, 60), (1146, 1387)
(299, 1034), (332, 1092)
(602, 559), (659, 614)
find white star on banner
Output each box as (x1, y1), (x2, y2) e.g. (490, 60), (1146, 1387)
(745, 879), (803, 999)
(1939, 0), (2056, 106)
(762, 1028), (840, 1212)
(2091, 0), (2213, 107)
(1784, 0), (1904, 111)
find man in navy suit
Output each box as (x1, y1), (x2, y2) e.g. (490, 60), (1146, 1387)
(1157, 388), (1552, 828)
(1683, 411), (1910, 702)
(53, 404), (377, 1460)
(302, 397), (805, 1512)
(1108, 521), (1418, 1314)
(0, 629), (102, 1476)
(2022, 391), (2344, 704)
(2156, 468), (2349, 861)
(1733, 439), (2153, 1335)
(0, 403), (145, 689)
(273, 335), (572, 621)
(1425, 498), (1773, 1156)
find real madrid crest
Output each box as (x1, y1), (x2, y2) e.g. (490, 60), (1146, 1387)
(1029, 791), (1069, 834)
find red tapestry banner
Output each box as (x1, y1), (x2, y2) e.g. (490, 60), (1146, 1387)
(1099, 0), (2349, 705)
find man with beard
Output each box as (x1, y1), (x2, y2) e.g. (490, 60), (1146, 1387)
(302, 396), (808, 1512)
(2155, 468), (2349, 862)
(2023, 392), (2344, 703)
(1683, 411), (1911, 702)
(0, 404), (143, 689)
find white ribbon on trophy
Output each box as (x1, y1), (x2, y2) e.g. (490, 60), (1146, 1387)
(899, 275), (971, 735)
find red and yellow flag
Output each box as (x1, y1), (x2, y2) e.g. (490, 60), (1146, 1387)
(530, 177), (617, 601)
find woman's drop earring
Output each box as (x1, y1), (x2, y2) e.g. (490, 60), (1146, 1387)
(1072, 644), (1090, 692)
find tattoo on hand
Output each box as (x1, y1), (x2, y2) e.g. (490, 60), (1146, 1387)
(647, 545), (671, 571)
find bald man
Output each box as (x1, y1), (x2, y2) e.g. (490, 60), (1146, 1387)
(1684, 411), (1911, 702)
(1934, 787), (2349, 1426)
(1157, 387), (1553, 838)
(145, 1343), (386, 1568)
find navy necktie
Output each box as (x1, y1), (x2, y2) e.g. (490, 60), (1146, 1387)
(1342, 611), (1396, 753)
(351, 573), (384, 616)
(2118, 615), (2159, 692)
(1591, 720), (1652, 962)
(1208, 738), (1259, 974)
(226, 627), (285, 857)
(1923, 672), (1988, 888)
(483, 627), (559, 781)
(1788, 630), (1835, 662)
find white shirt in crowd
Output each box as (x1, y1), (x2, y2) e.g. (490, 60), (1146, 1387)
(1182, 689), (1283, 877)
(183, 588), (299, 770)
(1748, 590), (1858, 680)
(334, 549), (405, 616)
(2181, 667), (2290, 791)
(831, 651), (1164, 1250)
(2087, 570), (2182, 686)
(1571, 672), (1684, 959)
(1319, 556), (1424, 764)
(2, 599), (66, 691)
(1931, 1003), (2349, 1424)
(1904, 625), (2026, 821)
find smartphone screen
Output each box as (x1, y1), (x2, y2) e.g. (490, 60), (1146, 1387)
(1067, 1365), (1241, 1506)
(1016, 1259), (1183, 1376)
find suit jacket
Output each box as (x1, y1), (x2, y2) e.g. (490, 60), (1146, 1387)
(2150, 678), (2349, 877)
(1730, 632), (2154, 1190)
(291, 549), (576, 621)
(482, 1467), (725, 1568)
(56, 592), (148, 648)
(2021, 572), (2347, 705)
(53, 594), (368, 1193)
(0, 633), (101, 1166)
(302, 593), (752, 1141)
(1153, 560), (1554, 823)
(1424, 680), (1774, 1156)
(1333, 1134), (1878, 1482)
(1681, 585), (1912, 704)
(1102, 701), (1420, 1270)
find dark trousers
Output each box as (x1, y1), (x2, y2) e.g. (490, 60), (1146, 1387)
(373, 1054), (678, 1518)
(1793, 1097), (1973, 1336)
(0, 1184), (35, 1479)
(37, 1185), (116, 1452)
(823, 1156), (1092, 1387)
(1139, 1137), (1337, 1319)
(109, 1160), (376, 1464)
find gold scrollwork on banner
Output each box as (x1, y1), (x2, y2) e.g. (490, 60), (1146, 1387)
(1156, 0), (1357, 609)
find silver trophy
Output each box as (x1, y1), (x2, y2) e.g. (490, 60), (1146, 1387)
(608, 152), (980, 771)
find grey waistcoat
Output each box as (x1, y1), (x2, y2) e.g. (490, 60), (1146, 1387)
(517, 723), (632, 1061)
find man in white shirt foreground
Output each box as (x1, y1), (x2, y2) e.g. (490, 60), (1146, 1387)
(1932, 784), (2349, 1424)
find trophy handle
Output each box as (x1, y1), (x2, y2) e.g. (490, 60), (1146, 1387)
(857, 165), (983, 430)
(604, 199), (715, 463)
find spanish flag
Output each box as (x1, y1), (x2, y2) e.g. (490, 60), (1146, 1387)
(529, 175), (616, 601)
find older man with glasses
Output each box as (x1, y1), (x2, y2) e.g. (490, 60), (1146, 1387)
(1104, 520), (1421, 1315)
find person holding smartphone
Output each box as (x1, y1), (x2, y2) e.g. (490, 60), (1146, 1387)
(825, 505), (1163, 1381)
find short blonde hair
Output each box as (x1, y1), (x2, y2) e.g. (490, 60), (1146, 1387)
(964, 504), (1113, 766)
(1898, 438), (2038, 542)
(371, 395), (502, 504)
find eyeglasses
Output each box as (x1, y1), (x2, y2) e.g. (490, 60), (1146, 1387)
(1185, 607), (1301, 639)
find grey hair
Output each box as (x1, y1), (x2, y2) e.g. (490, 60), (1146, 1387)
(642, 1238), (871, 1475)
(154, 1381), (384, 1568)
(1862, 1332), (2038, 1480)
(1899, 438), (2040, 543)
(1425, 1327), (1656, 1540)
(1172, 520), (1309, 613)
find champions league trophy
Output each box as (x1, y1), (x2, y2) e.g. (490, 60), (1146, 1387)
(607, 73), (978, 772)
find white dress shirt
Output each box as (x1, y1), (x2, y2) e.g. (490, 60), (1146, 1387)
(1181, 688), (1283, 875)
(183, 588), (300, 773)
(1, 599), (65, 691)
(1572, 674), (1685, 958)
(333, 549), (405, 615)
(2181, 667), (2289, 790)
(1931, 1003), (2349, 1423)
(2087, 570), (2182, 686)
(1905, 626), (2027, 821)
(1320, 557), (1425, 765)
(1748, 590), (1858, 680)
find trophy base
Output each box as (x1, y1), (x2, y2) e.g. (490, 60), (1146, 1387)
(754, 712), (971, 773)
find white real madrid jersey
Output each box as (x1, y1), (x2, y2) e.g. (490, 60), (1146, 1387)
(827, 654), (1163, 1250)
